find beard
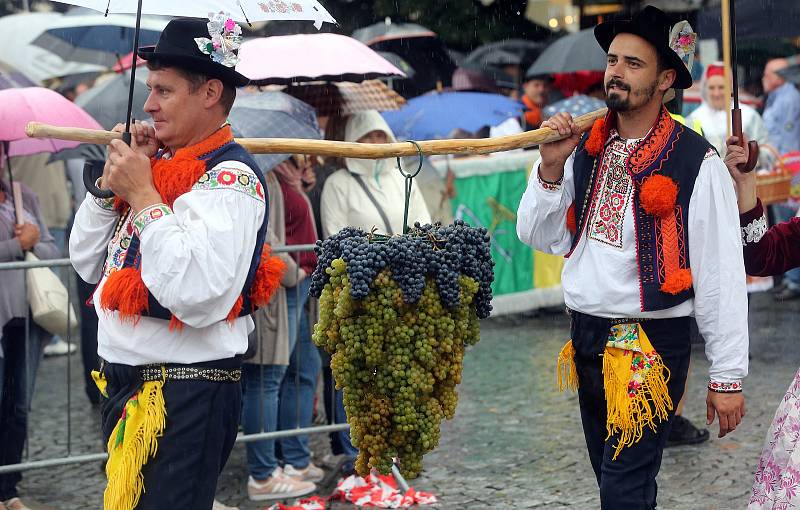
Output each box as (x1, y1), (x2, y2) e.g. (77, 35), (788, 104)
(605, 77), (659, 112)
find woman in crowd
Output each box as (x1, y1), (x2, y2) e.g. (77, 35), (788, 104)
(243, 164), (318, 502)
(726, 136), (800, 509)
(0, 179), (60, 510)
(687, 62), (770, 160)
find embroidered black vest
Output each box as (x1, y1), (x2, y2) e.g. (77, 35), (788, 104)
(119, 142), (268, 320)
(569, 110), (715, 312)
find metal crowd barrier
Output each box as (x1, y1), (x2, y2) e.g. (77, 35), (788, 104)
(0, 244), (350, 475)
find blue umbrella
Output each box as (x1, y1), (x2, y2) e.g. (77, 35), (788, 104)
(382, 91), (523, 140)
(543, 95), (606, 120)
(228, 90), (321, 173)
(33, 23), (162, 67)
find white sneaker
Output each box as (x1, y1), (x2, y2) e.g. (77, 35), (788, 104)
(284, 462), (325, 483)
(4, 498), (32, 510)
(212, 499), (239, 510)
(43, 337), (77, 357)
(320, 453), (346, 469)
(247, 467), (316, 501)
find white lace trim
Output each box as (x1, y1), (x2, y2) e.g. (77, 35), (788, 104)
(742, 214), (768, 246)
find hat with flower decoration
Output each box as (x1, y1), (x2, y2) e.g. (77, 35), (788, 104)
(594, 5), (696, 89)
(138, 14), (249, 87)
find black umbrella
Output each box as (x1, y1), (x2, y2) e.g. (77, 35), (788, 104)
(351, 21), (436, 46)
(698, 0), (800, 41)
(526, 28), (607, 77)
(465, 39), (547, 70)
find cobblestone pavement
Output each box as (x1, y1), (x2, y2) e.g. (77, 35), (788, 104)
(14, 291), (800, 510)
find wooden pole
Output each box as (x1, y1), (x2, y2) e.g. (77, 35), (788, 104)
(721, 0), (733, 138)
(25, 107), (606, 159)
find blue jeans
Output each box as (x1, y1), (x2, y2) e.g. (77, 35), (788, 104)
(772, 204), (800, 289)
(278, 279), (322, 469)
(242, 363), (287, 480)
(0, 319), (45, 500)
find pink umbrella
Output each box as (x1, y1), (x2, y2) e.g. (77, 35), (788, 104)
(236, 33), (406, 85)
(0, 86), (101, 157)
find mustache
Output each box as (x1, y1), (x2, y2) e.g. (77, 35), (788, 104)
(606, 79), (631, 92)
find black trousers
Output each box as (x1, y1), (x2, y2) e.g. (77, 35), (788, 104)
(570, 312), (691, 510)
(101, 358), (242, 510)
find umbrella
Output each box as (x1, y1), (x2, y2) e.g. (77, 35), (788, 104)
(465, 39), (547, 70)
(0, 62), (36, 90)
(46, 0), (337, 198)
(543, 95), (606, 121)
(351, 21), (436, 46)
(51, 1), (336, 28)
(31, 13), (167, 67)
(382, 91), (523, 141)
(0, 87), (102, 158)
(377, 52), (415, 79)
(227, 90), (321, 172)
(353, 23), (456, 98)
(526, 28), (607, 77)
(0, 12), (106, 83)
(76, 68), (150, 129)
(281, 80), (405, 117)
(698, 0), (800, 41)
(236, 34), (405, 85)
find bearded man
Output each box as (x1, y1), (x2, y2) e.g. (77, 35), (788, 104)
(69, 16), (283, 510)
(516, 6), (748, 509)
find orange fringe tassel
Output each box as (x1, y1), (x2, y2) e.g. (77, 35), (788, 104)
(226, 296), (244, 324)
(585, 118), (606, 156)
(101, 268), (149, 324)
(661, 268), (693, 295)
(640, 175), (678, 218)
(566, 203), (577, 234)
(250, 247), (287, 308)
(168, 315), (184, 332)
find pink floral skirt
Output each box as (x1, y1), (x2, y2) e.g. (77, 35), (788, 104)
(750, 368), (800, 509)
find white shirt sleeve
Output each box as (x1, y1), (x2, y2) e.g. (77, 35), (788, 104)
(516, 153), (576, 255)
(137, 163), (266, 329)
(688, 155), (749, 383)
(69, 194), (120, 284)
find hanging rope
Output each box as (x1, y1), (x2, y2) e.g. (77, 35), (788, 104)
(396, 141), (424, 235)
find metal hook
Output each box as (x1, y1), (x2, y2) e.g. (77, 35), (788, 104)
(397, 140), (424, 234)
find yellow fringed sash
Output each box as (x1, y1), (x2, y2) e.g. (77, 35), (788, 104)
(92, 370), (167, 510)
(556, 323), (672, 460)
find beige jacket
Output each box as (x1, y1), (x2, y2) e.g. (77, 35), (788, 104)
(247, 171), (304, 366)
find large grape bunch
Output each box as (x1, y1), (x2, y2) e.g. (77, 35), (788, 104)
(310, 221), (494, 478)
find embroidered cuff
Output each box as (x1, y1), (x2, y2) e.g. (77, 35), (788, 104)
(741, 203), (768, 246)
(132, 203), (172, 236)
(708, 380), (742, 393)
(91, 180), (116, 211)
(537, 170), (563, 192)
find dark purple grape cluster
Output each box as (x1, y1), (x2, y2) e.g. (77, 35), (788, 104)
(309, 220), (495, 318)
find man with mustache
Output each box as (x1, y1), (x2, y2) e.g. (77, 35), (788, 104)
(516, 6), (748, 509)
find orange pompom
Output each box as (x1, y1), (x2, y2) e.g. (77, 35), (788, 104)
(585, 118), (606, 156)
(226, 295), (244, 324)
(660, 268), (693, 295)
(640, 175), (678, 218)
(100, 267), (149, 323)
(566, 203), (577, 234)
(249, 246), (287, 309)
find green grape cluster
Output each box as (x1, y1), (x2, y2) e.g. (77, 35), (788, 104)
(312, 259), (482, 479)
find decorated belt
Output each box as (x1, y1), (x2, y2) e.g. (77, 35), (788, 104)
(139, 364), (242, 383)
(565, 307), (652, 325)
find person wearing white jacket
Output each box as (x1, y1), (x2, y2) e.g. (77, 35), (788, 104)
(320, 110), (431, 238)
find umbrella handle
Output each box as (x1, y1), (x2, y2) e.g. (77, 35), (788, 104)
(83, 132), (131, 199)
(732, 109), (759, 173)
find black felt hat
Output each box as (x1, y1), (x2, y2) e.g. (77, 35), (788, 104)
(594, 6), (694, 90)
(138, 17), (249, 87)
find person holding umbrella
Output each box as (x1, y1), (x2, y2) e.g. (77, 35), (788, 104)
(69, 16), (283, 510)
(516, 6), (748, 508)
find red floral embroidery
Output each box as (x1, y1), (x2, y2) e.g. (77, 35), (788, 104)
(217, 170), (237, 186)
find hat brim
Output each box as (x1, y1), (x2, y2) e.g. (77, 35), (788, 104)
(594, 22), (693, 90)
(138, 46), (250, 87)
